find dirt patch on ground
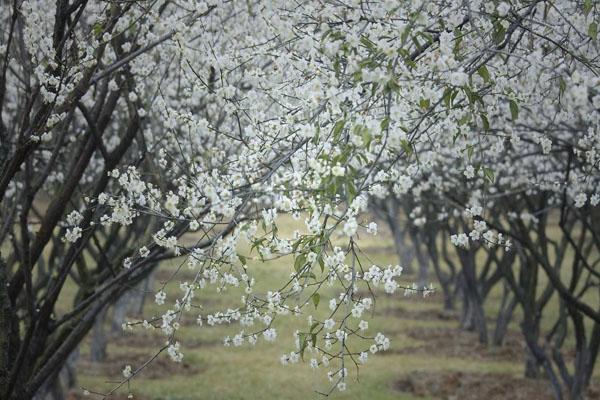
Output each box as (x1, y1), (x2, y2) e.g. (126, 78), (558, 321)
(394, 371), (600, 400)
(79, 350), (203, 380)
(389, 326), (525, 363)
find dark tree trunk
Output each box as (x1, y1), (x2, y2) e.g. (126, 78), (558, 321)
(32, 347), (78, 400)
(131, 272), (154, 317)
(111, 291), (131, 334)
(111, 272), (154, 335)
(90, 306), (108, 362)
(31, 370), (62, 400)
(458, 249), (488, 344)
(398, 229), (415, 273)
(388, 214), (414, 274)
(370, 197), (414, 273)
(437, 232), (460, 312)
(492, 283), (517, 346)
(428, 244), (454, 311)
(522, 331), (563, 399)
(568, 309), (594, 400)
(410, 229), (429, 290)
(461, 295), (474, 330)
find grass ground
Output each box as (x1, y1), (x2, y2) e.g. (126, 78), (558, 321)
(68, 218), (600, 400)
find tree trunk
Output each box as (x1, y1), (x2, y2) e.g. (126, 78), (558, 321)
(32, 348), (78, 400)
(492, 284), (517, 346)
(111, 290), (133, 334)
(524, 352), (541, 379)
(522, 333), (563, 399)
(389, 218), (414, 274)
(131, 272), (154, 317)
(427, 240), (454, 311)
(461, 295), (475, 331)
(90, 307), (108, 362)
(458, 249), (487, 344)
(471, 295), (488, 345)
(414, 243), (429, 290)
(0, 255), (18, 399)
(31, 371), (62, 400)
(569, 310), (591, 400)
(61, 347), (78, 391)
(407, 227), (428, 289)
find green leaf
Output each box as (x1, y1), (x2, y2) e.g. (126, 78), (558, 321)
(559, 77), (567, 98)
(360, 36), (377, 52)
(332, 120), (346, 140)
(333, 57), (341, 75)
(318, 256), (325, 273)
(453, 29), (463, 56)
(359, 126), (372, 148)
(299, 333), (307, 360)
(291, 238), (303, 253)
(311, 293), (320, 309)
(346, 180), (357, 202)
(509, 100), (519, 121)
(380, 117), (390, 131)
(483, 167), (495, 183)
(584, 0), (593, 16)
(477, 65), (490, 83)
(238, 255), (246, 265)
(457, 113), (471, 126)
(400, 139), (413, 155)
(411, 36), (421, 52)
(464, 87), (483, 106)
(589, 22), (598, 41)
(400, 25), (412, 44)
(492, 22), (506, 44)
(443, 88), (454, 108)
(310, 322), (320, 333)
(480, 113), (490, 131)
(417, 31), (435, 45)
(386, 79), (400, 93)
(299, 272), (317, 280)
(93, 23), (103, 37)
(294, 254), (307, 273)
